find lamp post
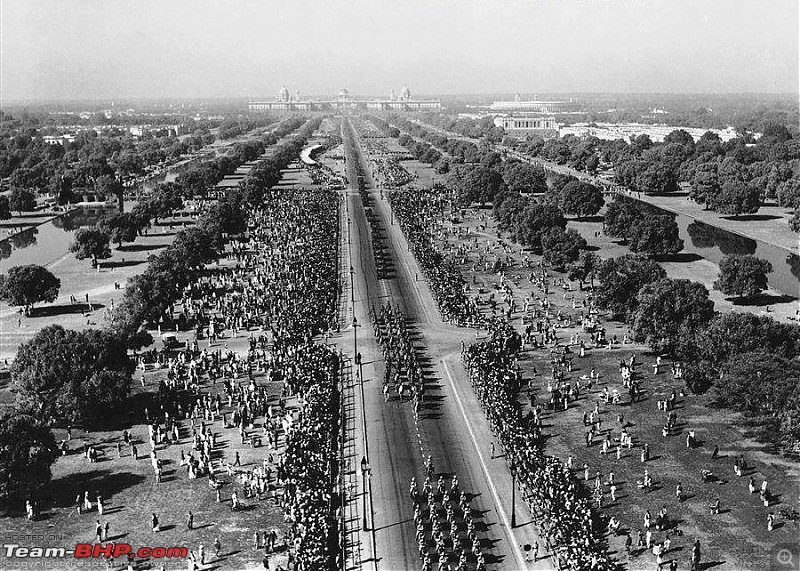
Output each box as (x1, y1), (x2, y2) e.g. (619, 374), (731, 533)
(510, 458), (517, 528)
(349, 265), (355, 306)
(353, 316), (358, 376)
(360, 456), (371, 531)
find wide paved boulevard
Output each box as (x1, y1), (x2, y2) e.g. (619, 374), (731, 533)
(333, 116), (553, 571)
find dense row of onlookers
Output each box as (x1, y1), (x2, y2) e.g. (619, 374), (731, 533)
(462, 321), (614, 570)
(387, 186), (483, 326)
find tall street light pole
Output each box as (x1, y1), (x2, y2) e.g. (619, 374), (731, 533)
(510, 458), (517, 528)
(360, 456), (370, 531)
(350, 265), (355, 306)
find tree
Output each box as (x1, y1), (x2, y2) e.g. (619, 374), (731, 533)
(690, 162), (720, 207)
(207, 193), (247, 235)
(790, 208), (800, 233)
(714, 254), (773, 298)
(632, 278), (715, 356)
(502, 162), (547, 194)
(568, 251), (600, 288)
(713, 351), (800, 420)
(11, 325), (134, 428)
(663, 129), (696, 155)
(95, 175), (125, 212)
(635, 160), (678, 194)
(541, 228), (587, 271)
(69, 227), (111, 264)
(679, 313), (800, 394)
(709, 179), (760, 216)
(512, 202), (566, 254)
(9, 188), (35, 214)
(628, 214), (684, 257)
(0, 412), (58, 507)
(492, 192), (527, 231)
(0, 265), (60, 309)
(603, 197), (639, 241)
(451, 165), (507, 206)
(0, 196), (10, 220)
(98, 212), (138, 248)
(594, 255), (667, 320)
(777, 178), (800, 210)
(560, 181), (604, 219)
(173, 225), (222, 268)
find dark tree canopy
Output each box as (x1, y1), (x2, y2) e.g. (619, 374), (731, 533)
(594, 254), (667, 320)
(560, 181), (604, 219)
(690, 162), (720, 206)
(0, 412), (58, 507)
(492, 191), (527, 231)
(567, 251), (601, 287)
(632, 278), (715, 356)
(712, 351), (800, 444)
(627, 214), (684, 257)
(11, 325), (134, 428)
(511, 202), (567, 254)
(98, 212), (138, 248)
(0, 196), (11, 220)
(502, 162), (547, 194)
(603, 197), (639, 241)
(0, 264), (60, 308)
(679, 312), (800, 394)
(450, 165), (507, 206)
(714, 254), (773, 298)
(709, 178), (760, 216)
(777, 178), (800, 210)
(69, 227), (111, 262)
(9, 188), (36, 213)
(541, 228), (587, 271)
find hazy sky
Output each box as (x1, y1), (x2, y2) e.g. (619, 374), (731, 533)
(2, 0), (798, 102)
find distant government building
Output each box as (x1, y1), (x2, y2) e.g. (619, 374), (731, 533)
(489, 93), (582, 114)
(249, 86), (442, 113)
(487, 93), (582, 139)
(493, 114), (560, 139)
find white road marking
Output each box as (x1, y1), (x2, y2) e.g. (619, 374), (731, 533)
(441, 359), (529, 570)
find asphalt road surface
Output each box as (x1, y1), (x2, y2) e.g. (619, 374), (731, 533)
(334, 117), (553, 571)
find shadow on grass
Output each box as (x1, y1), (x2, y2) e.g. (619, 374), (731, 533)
(30, 303), (106, 318)
(721, 214), (781, 222)
(659, 252), (703, 263)
(727, 293), (797, 307)
(46, 469), (147, 509)
(104, 259), (146, 269)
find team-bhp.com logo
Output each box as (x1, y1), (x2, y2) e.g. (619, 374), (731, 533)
(4, 543), (187, 560)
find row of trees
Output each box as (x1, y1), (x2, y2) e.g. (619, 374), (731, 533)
(423, 111), (800, 228)
(65, 118), (315, 262)
(1, 112), (219, 208)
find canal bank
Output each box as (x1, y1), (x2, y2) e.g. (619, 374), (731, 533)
(612, 190), (799, 299)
